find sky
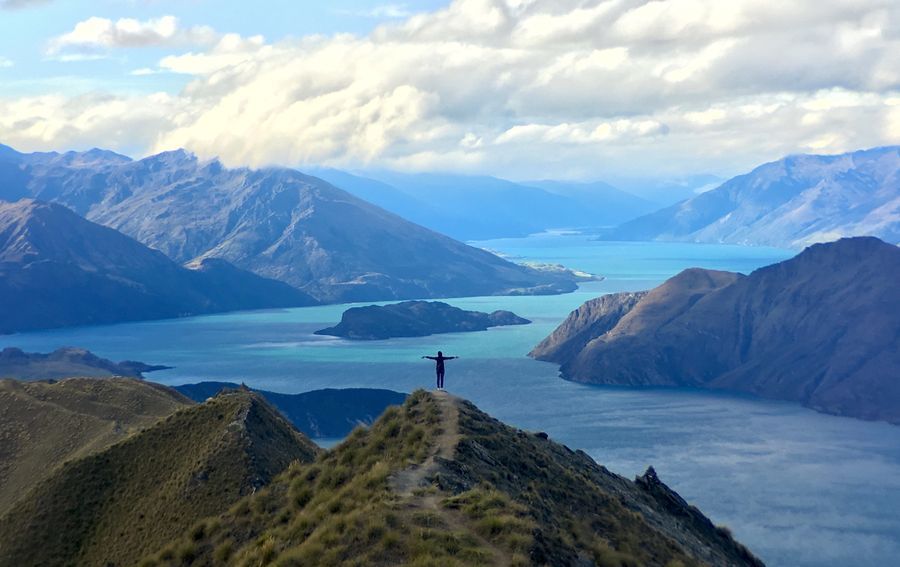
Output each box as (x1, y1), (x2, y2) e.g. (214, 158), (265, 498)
(0, 0), (898, 181)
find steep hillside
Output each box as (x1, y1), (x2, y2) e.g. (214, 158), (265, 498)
(0, 199), (314, 333)
(0, 347), (169, 380)
(605, 146), (900, 248)
(0, 390), (319, 567)
(174, 382), (407, 438)
(0, 377), (189, 516)
(315, 300), (530, 340)
(141, 391), (761, 566)
(533, 237), (900, 423)
(0, 146), (580, 302)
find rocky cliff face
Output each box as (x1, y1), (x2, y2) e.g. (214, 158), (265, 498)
(606, 146), (900, 248)
(0, 145), (580, 302)
(0, 199), (315, 333)
(532, 237), (900, 423)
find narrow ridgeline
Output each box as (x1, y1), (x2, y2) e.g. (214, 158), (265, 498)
(136, 391), (761, 567)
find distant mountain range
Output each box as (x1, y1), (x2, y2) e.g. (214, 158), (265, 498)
(532, 237), (900, 424)
(0, 199), (314, 333)
(311, 168), (657, 240)
(604, 146), (900, 248)
(0, 144), (580, 303)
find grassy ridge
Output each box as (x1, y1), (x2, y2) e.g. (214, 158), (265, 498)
(141, 391), (762, 566)
(0, 390), (319, 567)
(0, 377), (190, 515)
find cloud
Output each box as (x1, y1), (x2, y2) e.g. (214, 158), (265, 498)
(47, 15), (217, 55)
(6, 0), (900, 178)
(0, 0), (51, 9)
(339, 4), (413, 19)
(0, 57), (13, 68)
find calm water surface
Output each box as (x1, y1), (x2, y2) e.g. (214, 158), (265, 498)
(5, 237), (899, 566)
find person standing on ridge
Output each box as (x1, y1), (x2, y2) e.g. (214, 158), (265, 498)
(421, 351), (458, 390)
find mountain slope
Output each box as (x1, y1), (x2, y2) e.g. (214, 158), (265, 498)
(142, 391), (761, 566)
(0, 377), (189, 516)
(174, 382), (407, 438)
(0, 146), (580, 302)
(532, 237), (900, 423)
(0, 390), (319, 567)
(606, 146), (900, 248)
(0, 199), (314, 333)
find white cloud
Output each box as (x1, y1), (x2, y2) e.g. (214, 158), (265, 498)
(5, 0), (900, 178)
(0, 57), (13, 68)
(339, 4), (413, 19)
(48, 15), (217, 55)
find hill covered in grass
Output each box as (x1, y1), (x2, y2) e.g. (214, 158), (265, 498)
(0, 377), (189, 516)
(0, 390), (319, 567)
(142, 391), (761, 566)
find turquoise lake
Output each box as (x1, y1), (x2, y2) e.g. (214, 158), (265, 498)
(4, 235), (899, 567)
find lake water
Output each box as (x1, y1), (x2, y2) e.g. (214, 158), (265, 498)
(5, 236), (899, 566)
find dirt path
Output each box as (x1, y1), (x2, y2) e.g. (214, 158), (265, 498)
(389, 390), (510, 566)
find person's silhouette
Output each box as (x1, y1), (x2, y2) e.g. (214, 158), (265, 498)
(421, 351), (458, 390)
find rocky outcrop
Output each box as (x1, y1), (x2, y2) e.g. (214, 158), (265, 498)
(529, 291), (647, 362)
(315, 300), (531, 340)
(532, 237), (900, 424)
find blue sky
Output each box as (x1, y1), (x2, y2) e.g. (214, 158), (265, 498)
(0, 1), (897, 180)
(0, 1), (448, 96)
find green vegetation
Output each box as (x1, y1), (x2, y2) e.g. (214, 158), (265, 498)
(0, 377), (190, 515)
(0, 388), (762, 566)
(0, 390), (318, 567)
(139, 391), (762, 566)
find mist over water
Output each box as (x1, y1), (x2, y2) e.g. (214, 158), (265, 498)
(5, 236), (899, 566)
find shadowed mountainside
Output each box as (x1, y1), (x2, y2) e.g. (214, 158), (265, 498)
(0, 145), (581, 302)
(314, 300), (531, 340)
(0, 199), (315, 333)
(532, 237), (900, 423)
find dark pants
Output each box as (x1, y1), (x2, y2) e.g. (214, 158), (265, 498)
(437, 370), (444, 389)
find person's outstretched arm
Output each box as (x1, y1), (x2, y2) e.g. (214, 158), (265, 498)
(446, 356), (459, 360)
(422, 356), (437, 360)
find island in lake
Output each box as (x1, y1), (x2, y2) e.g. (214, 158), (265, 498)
(315, 300), (531, 340)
